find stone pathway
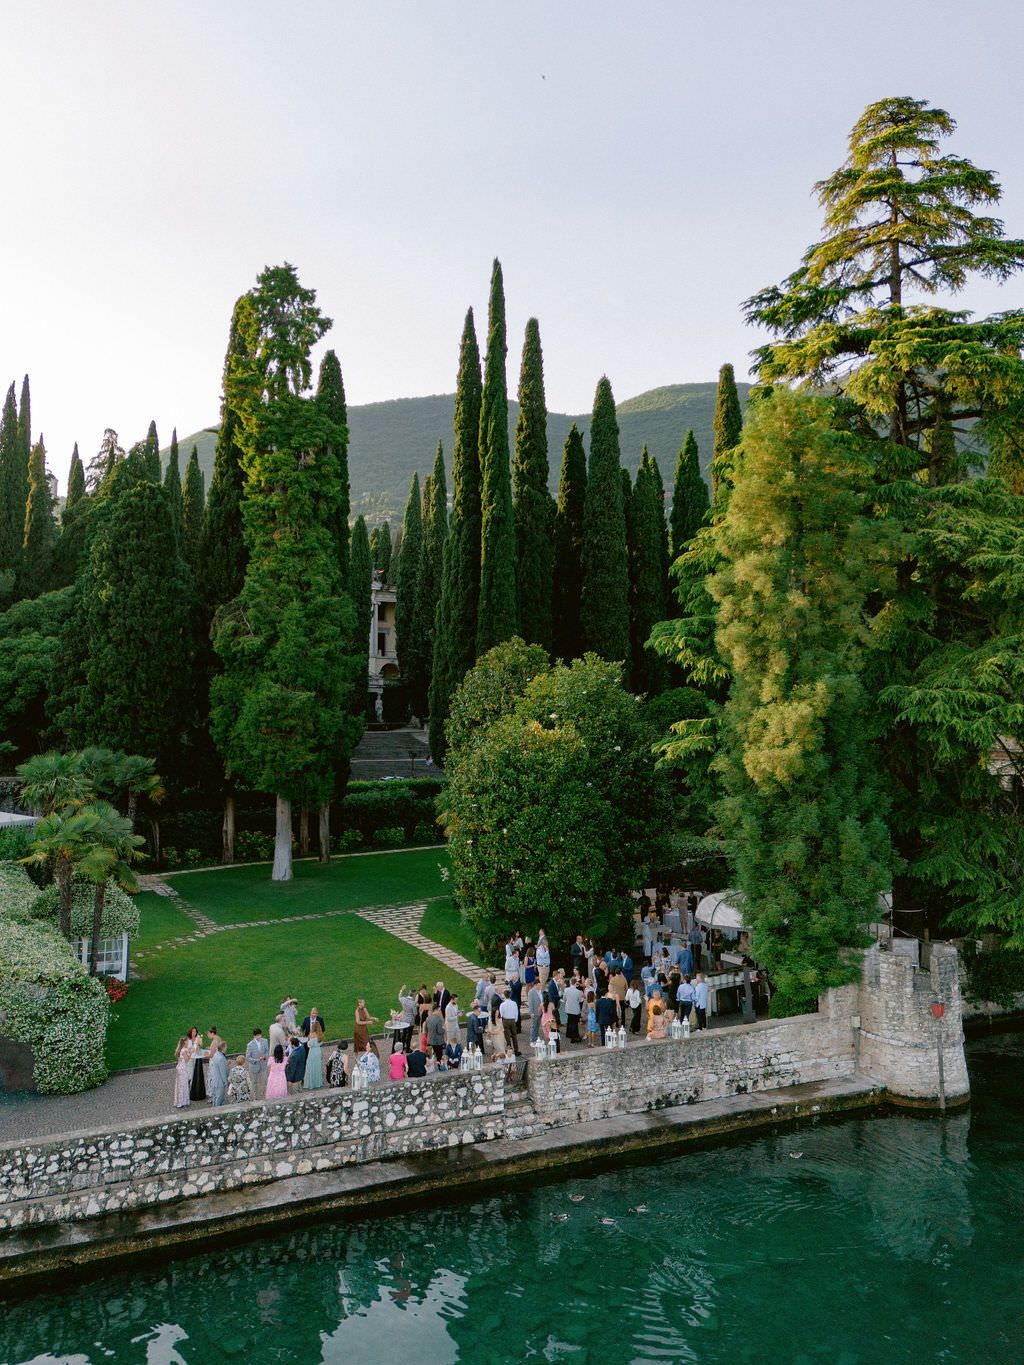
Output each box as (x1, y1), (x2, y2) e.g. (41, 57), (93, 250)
(356, 903), (503, 985)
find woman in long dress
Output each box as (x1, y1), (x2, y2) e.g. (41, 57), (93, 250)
(173, 1036), (191, 1108)
(185, 1026), (206, 1102)
(353, 1000), (377, 1053)
(304, 1022), (324, 1090)
(227, 1055), (252, 1104)
(266, 1045), (288, 1099)
(357, 1042), (381, 1084)
(328, 1043), (349, 1087)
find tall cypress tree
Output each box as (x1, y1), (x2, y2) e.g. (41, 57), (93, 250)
(144, 419), (161, 482)
(164, 428), (183, 541)
(17, 375), (30, 467)
(580, 376), (630, 664)
(395, 471), (423, 706)
(199, 296), (251, 611)
(316, 349), (350, 579)
(182, 445), (205, 568)
(513, 317), (554, 650)
(670, 429), (709, 559)
(370, 521), (392, 580)
(412, 443), (448, 716)
(629, 450), (668, 694)
(552, 423), (587, 662)
(20, 439), (56, 598)
(0, 383), (24, 584)
(65, 444), (86, 511)
(711, 363), (743, 498)
(429, 307), (483, 763)
(476, 259), (518, 653)
(348, 514), (373, 653)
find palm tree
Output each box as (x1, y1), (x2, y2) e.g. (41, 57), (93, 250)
(22, 807), (107, 939)
(16, 751), (93, 815)
(114, 754), (165, 828)
(77, 802), (144, 975)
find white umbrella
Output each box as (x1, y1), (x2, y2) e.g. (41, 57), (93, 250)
(695, 890), (748, 932)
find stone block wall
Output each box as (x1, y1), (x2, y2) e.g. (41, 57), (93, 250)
(857, 942), (970, 1105)
(0, 1067), (505, 1231)
(526, 985), (859, 1127)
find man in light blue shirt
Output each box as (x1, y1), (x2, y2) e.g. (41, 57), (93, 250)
(536, 936), (551, 988)
(676, 975), (696, 1024)
(694, 974), (709, 1030)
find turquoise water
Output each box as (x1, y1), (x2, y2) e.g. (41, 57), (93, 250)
(4, 1035), (1023, 1365)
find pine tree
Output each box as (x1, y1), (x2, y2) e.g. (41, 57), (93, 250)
(316, 349), (350, 579)
(513, 317), (554, 650)
(20, 439), (56, 598)
(144, 419), (161, 482)
(210, 263), (362, 881)
(476, 259), (518, 653)
(580, 376), (630, 664)
(182, 445), (205, 567)
(711, 363), (743, 498)
(199, 297), (251, 611)
(412, 443), (448, 715)
(0, 383), (24, 585)
(164, 428), (183, 540)
(65, 444), (86, 511)
(670, 429), (709, 559)
(552, 423), (587, 662)
(395, 472), (423, 707)
(370, 521), (392, 580)
(629, 450), (668, 694)
(348, 514), (373, 653)
(429, 307), (483, 762)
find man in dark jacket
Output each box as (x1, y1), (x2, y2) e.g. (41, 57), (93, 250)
(595, 992), (618, 1046)
(466, 1000), (485, 1049)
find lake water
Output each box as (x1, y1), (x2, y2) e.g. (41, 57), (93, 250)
(4, 1034), (1023, 1365)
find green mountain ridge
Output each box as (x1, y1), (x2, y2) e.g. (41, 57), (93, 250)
(164, 380), (749, 524)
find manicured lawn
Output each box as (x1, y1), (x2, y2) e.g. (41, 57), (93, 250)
(108, 915), (474, 1070)
(133, 891), (197, 953)
(162, 846), (450, 925)
(418, 896), (488, 965)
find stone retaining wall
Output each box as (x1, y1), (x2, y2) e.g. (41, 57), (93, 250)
(0, 1068), (505, 1231)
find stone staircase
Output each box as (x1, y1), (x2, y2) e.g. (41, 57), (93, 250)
(350, 726), (435, 781)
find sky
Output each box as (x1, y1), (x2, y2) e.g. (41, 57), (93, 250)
(2, 0), (1023, 491)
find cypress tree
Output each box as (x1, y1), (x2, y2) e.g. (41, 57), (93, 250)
(395, 472), (422, 705)
(370, 521), (392, 580)
(476, 259), (518, 653)
(0, 383), (24, 583)
(20, 439), (56, 598)
(629, 450), (668, 694)
(711, 363), (743, 498)
(670, 429), (709, 559)
(65, 444), (86, 511)
(348, 514), (373, 652)
(316, 349), (350, 578)
(17, 375), (30, 466)
(513, 317), (554, 651)
(429, 307), (483, 762)
(199, 296), (251, 610)
(144, 419), (161, 482)
(182, 445), (205, 568)
(390, 525), (402, 579)
(552, 423), (587, 662)
(412, 442), (448, 715)
(164, 428), (183, 540)
(580, 376), (630, 664)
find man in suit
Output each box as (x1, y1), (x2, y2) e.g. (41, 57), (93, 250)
(434, 981), (452, 1016)
(301, 1006), (325, 1036)
(595, 992), (618, 1046)
(208, 1042), (229, 1106)
(466, 1000), (485, 1050)
(245, 1027), (269, 1098)
(269, 1013), (288, 1055)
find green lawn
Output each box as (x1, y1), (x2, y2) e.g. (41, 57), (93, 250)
(161, 846), (450, 925)
(418, 897), (487, 965)
(133, 891), (197, 952)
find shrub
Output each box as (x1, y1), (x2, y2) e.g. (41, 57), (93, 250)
(0, 824), (37, 864)
(375, 826), (406, 849)
(0, 861), (39, 923)
(336, 829), (362, 851)
(961, 941), (1024, 1009)
(0, 921), (108, 1093)
(339, 783), (438, 842)
(235, 830), (274, 862)
(104, 977), (129, 1004)
(29, 877), (140, 938)
(413, 821), (439, 845)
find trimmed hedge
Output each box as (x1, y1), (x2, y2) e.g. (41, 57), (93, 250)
(0, 872), (109, 1094)
(30, 877), (141, 939)
(339, 782), (440, 844)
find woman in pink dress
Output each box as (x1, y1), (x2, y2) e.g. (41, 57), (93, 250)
(265, 1044), (289, 1100)
(388, 1041), (409, 1082)
(173, 1036), (191, 1109)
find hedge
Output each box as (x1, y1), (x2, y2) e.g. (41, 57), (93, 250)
(0, 861), (39, 923)
(339, 783), (440, 843)
(0, 919), (108, 1093)
(30, 877), (141, 939)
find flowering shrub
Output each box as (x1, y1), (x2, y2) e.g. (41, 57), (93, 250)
(0, 861), (39, 923)
(235, 831), (274, 862)
(104, 976), (129, 1004)
(0, 921), (108, 1093)
(29, 877), (140, 938)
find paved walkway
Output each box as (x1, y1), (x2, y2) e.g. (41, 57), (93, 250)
(356, 903), (504, 985)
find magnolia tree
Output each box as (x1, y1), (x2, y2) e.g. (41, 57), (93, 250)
(440, 641), (672, 952)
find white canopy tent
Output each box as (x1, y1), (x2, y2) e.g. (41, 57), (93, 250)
(695, 890), (748, 933)
(0, 810), (36, 830)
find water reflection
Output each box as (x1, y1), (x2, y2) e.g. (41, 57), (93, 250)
(4, 1037), (1024, 1365)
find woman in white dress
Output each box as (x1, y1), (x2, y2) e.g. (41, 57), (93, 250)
(173, 1036), (191, 1108)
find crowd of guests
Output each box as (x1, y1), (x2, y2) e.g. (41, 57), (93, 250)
(171, 889), (753, 1111)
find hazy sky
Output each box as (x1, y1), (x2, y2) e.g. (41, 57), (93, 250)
(3, 1), (1022, 489)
